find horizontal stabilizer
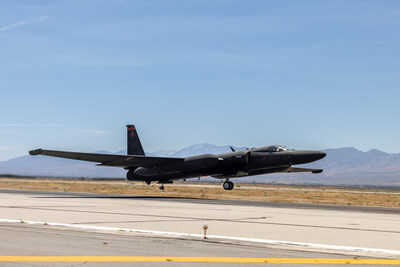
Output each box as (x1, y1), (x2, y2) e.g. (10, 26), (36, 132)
(285, 167), (323, 173)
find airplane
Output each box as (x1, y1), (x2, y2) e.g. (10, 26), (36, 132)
(29, 124), (326, 190)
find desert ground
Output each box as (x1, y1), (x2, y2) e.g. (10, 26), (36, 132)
(0, 177), (399, 208)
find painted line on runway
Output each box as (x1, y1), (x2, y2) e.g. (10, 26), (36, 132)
(1, 218), (400, 257)
(0, 256), (399, 264)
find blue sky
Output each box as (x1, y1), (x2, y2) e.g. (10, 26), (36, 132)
(1, 0), (400, 160)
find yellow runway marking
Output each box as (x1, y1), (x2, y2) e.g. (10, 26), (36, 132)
(0, 257), (399, 264)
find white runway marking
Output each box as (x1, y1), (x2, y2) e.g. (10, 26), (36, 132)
(1, 218), (400, 257)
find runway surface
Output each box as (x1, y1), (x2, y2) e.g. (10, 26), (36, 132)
(3, 223), (399, 267)
(0, 189), (399, 266)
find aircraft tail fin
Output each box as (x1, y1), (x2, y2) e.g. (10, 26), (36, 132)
(126, 125), (145, 156)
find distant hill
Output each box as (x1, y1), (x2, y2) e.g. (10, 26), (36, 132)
(0, 145), (399, 186)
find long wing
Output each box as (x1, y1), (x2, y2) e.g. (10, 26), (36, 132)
(285, 167), (323, 173)
(29, 149), (184, 168)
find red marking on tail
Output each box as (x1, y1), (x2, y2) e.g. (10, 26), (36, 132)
(128, 127), (136, 136)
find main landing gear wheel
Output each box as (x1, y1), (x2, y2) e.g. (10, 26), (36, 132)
(159, 184), (165, 190)
(223, 181), (234, 190)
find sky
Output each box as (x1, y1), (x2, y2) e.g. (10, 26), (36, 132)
(1, 0), (400, 161)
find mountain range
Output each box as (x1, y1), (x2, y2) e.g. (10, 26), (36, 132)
(1, 144), (399, 186)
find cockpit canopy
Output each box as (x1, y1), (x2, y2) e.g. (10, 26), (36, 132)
(253, 145), (288, 153)
(275, 145), (287, 152)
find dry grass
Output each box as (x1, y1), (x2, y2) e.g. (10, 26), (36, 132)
(0, 178), (399, 208)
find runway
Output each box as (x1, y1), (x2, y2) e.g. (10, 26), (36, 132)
(0, 189), (399, 265)
(2, 223), (399, 267)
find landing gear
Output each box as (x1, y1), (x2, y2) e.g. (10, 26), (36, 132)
(157, 180), (172, 190)
(223, 180), (234, 190)
(145, 180), (151, 185)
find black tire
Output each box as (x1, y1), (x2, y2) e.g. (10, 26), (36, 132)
(223, 181), (234, 190)
(229, 182), (234, 190)
(223, 182), (230, 190)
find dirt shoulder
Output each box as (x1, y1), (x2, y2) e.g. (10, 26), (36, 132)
(0, 177), (399, 208)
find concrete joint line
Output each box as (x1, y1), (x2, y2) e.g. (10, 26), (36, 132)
(1, 218), (399, 257)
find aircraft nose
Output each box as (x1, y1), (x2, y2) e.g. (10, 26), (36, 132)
(315, 151), (326, 160)
(290, 150), (326, 165)
(307, 151), (326, 163)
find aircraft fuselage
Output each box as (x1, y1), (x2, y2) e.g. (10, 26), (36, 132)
(126, 146), (326, 183)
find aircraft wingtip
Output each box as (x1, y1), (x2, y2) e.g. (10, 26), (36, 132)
(29, 149), (43, 156)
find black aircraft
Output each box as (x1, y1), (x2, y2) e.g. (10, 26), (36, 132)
(29, 125), (326, 190)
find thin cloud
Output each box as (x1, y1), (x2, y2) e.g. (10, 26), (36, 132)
(0, 16), (48, 32)
(0, 21), (27, 32)
(70, 128), (111, 135)
(0, 123), (64, 127)
(35, 16), (49, 22)
(75, 59), (162, 67)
